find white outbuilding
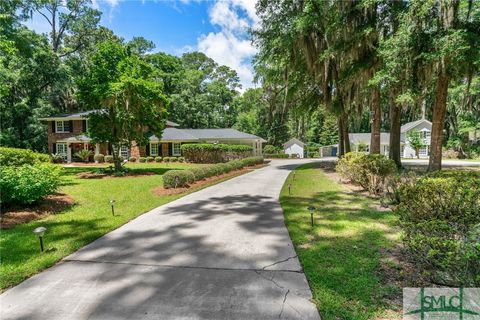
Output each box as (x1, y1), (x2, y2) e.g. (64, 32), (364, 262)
(283, 138), (305, 158)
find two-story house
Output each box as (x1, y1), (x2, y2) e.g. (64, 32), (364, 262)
(40, 110), (266, 162)
(346, 118), (432, 158)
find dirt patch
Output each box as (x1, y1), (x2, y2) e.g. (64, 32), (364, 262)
(1, 193), (75, 229)
(152, 165), (263, 196)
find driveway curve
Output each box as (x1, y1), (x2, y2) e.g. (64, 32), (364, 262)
(0, 159), (320, 320)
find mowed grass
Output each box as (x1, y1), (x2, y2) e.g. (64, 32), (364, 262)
(0, 162), (210, 290)
(280, 163), (401, 319)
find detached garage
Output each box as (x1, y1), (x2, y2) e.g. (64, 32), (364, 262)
(283, 138), (305, 158)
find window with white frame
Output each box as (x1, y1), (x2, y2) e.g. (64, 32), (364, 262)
(419, 146), (428, 156)
(55, 121), (70, 133)
(56, 143), (67, 159)
(150, 143), (159, 156)
(120, 145), (129, 159)
(172, 143), (181, 156)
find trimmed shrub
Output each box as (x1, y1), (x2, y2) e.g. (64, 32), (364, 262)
(163, 157), (171, 163)
(0, 147), (50, 166)
(155, 156), (162, 162)
(118, 156), (125, 162)
(163, 170), (195, 188)
(190, 167), (207, 181)
(336, 152), (397, 194)
(139, 157), (146, 163)
(105, 155), (114, 163)
(178, 156), (185, 163)
(0, 163), (62, 206)
(203, 166), (219, 178)
(263, 145), (278, 154)
(230, 159), (244, 170)
(241, 156), (264, 167)
(395, 170), (480, 286)
(94, 154), (105, 163)
(146, 156), (154, 162)
(181, 143), (253, 163)
(170, 157), (178, 162)
(129, 156), (137, 162)
(264, 153), (289, 159)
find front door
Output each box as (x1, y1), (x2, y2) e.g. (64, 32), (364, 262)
(162, 143), (169, 156)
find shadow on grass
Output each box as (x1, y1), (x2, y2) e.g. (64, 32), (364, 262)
(281, 188), (400, 319)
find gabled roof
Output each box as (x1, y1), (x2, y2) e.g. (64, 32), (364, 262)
(150, 128), (266, 142)
(401, 119), (432, 133)
(283, 138), (305, 149)
(349, 133), (391, 145)
(150, 128), (199, 141)
(39, 110), (101, 120)
(39, 109), (179, 127)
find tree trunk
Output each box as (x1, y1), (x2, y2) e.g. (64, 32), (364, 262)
(370, 87), (381, 154)
(428, 70), (449, 171)
(114, 145), (122, 172)
(343, 114), (351, 153)
(389, 101), (402, 168)
(338, 117), (345, 157)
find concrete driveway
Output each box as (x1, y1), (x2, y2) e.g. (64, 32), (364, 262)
(0, 159), (320, 320)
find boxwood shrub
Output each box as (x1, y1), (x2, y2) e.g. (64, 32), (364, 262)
(146, 156), (154, 162)
(129, 156), (137, 162)
(139, 157), (146, 163)
(94, 154), (105, 163)
(0, 163), (62, 206)
(264, 153), (289, 159)
(163, 170), (195, 188)
(395, 170), (480, 286)
(178, 156), (185, 163)
(336, 152), (397, 194)
(155, 156), (162, 162)
(0, 147), (50, 166)
(104, 155), (114, 163)
(170, 157), (178, 162)
(162, 156), (264, 189)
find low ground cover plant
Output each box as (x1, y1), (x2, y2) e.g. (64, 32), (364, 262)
(336, 152), (397, 194)
(394, 170), (480, 286)
(163, 156), (263, 188)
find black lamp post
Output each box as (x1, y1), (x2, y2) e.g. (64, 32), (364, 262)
(307, 205), (316, 227)
(33, 226), (47, 252)
(110, 199), (116, 216)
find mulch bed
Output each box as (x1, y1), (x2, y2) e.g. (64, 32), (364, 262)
(1, 193), (75, 229)
(152, 165), (263, 196)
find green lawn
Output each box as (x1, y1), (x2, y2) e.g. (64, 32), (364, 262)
(280, 163), (401, 319)
(0, 162), (216, 291)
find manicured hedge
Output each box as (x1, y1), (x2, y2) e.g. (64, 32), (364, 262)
(162, 170), (195, 188)
(163, 156), (263, 188)
(129, 156), (137, 162)
(0, 147), (50, 166)
(94, 154), (105, 163)
(180, 143), (253, 163)
(0, 163), (62, 206)
(155, 156), (162, 162)
(264, 153), (289, 158)
(395, 170), (480, 286)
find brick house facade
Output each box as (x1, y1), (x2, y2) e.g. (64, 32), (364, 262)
(40, 110), (265, 162)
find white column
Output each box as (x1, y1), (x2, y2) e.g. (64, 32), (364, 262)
(95, 143), (100, 155)
(67, 143), (72, 163)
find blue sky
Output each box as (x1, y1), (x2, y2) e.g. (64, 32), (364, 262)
(24, 0), (259, 90)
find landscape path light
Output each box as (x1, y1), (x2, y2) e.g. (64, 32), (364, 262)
(307, 205), (316, 227)
(33, 226), (47, 252)
(110, 199), (116, 216)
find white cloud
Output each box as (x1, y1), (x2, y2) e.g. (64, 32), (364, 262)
(196, 0), (259, 91)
